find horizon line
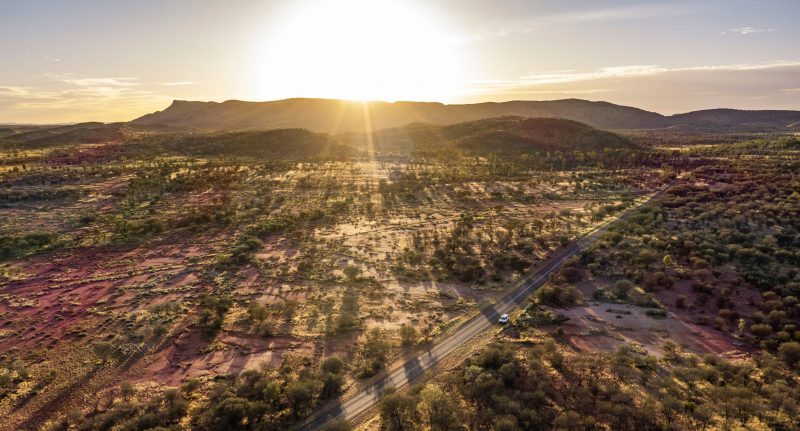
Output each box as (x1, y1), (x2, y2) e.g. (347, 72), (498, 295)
(3, 96), (800, 126)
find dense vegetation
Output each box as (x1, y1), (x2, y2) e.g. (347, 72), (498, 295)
(582, 157), (800, 354)
(53, 356), (349, 431)
(379, 342), (799, 431)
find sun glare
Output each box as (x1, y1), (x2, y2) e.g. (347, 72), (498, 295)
(251, 0), (463, 102)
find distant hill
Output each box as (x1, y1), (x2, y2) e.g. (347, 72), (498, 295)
(0, 122), (182, 147)
(153, 117), (628, 159)
(349, 117), (635, 155)
(131, 98), (800, 133)
(669, 109), (800, 132)
(4, 122), (124, 146)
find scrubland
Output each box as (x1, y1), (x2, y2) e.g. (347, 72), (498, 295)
(0, 123), (797, 430)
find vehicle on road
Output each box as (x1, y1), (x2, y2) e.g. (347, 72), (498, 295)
(498, 314), (509, 324)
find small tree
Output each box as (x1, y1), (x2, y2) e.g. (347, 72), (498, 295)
(400, 324), (418, 348)
(319, 355), (347, 398)
(336, 290), (360, 331)
(320, 372), (345, 399)
(321, 356), (346, 374)
(418, 384), (458, 431)
(285, 380), (315, 417)
(380, 389), (418, 431)
(360, 327), (390, 376)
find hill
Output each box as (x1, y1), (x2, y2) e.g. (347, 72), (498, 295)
(131, 98), (800, 133)
(0, 122), (185, 147)
(0, 115), (630, 159)
(3, 122), (125, 146)
(156, 117), (631, 159)
(352, 116), (635, 155)
(669, 108), (800, 132)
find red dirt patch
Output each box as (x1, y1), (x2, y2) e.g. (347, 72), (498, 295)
(556, 302), (749, 357)
(141, 329), (312, 385)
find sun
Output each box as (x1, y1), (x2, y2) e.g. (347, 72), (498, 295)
(250, 0), (463, 102)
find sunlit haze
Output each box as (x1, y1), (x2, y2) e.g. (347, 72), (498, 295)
(250, 0), (463, 102)
(3, 1), (800, 430)
(1, 0), (799, 123)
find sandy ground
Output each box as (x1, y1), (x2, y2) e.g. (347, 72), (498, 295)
(557, 302), (748, 356)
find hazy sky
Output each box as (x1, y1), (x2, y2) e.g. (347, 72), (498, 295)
(1, 0), (799, 123)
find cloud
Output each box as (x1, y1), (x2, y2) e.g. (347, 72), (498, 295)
(468, 65), (668, 90)
(0, 86), (38, 97)
(489, 89), (611, 97)
(679, 60), (800, 71)
(461, 3), (694, 43)
(722, 27), (777, 35)
(0, 75), (170, 123)
(159, 81), (199, 86)
(469, 61), (800, 92)
(459, 60), (800, 114)
(518, 65), (667, 85)
(546, 3), (691, 23)
(58, 76), (140, 87)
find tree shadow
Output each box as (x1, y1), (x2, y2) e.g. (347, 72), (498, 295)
(479, 303), (500, 322)
(297, 400), (344, 431)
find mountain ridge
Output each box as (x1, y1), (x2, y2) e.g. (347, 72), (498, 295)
(131, 98), (800, 133)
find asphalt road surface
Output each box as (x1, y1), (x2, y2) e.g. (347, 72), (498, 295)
(298, 187), (671, 430)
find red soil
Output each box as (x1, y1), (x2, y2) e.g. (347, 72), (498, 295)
(557, 302), (750, 357)
(140, 329), (312, 385)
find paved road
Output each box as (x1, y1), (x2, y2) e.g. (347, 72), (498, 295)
(298, 187), (670, 430)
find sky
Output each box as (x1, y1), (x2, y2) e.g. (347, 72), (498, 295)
(1, 0), (799, 123)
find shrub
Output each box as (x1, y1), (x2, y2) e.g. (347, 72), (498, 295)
(750, 323), (773, 338)
(612, 280), (633, 299)
(561, 266), (584, 283)
(778, 342), (800, 368)
(321, 419), (352, 431)
(520, 306), (569, 327)
(343, 265), (362, 281)
(198, 294), (232, 337)
(592, 287), (608, 301)
(321, 356), (346, 375)
(537, 284), (583, 307)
